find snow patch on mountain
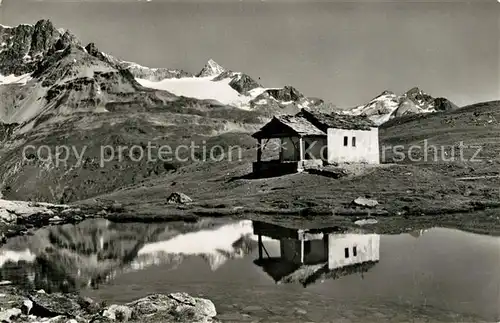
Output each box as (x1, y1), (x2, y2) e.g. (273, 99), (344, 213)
(3, 84), (48, 125)
(0, 73), (32, 85)
(137, 75), (268, 109)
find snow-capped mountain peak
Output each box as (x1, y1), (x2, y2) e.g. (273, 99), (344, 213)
(402, 86), (435, 111)
(197, 59), (226, 77)
(1, 20), (353, 127)
(344, 90), (401, 124)
(343, 88), (458, 125)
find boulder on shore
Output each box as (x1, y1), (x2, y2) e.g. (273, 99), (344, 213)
(167, 192), (193, 205)
(28, 291), (85, 317)
(126, 293), (217, 322)
(353, 197), (379, 208)
(102, 305), (132, 322)
(0, 290), (216, 323)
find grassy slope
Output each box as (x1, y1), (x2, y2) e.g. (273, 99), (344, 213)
(380, 100), (500, 166)
(2, 98), (499, 233)
(0, 101), (261, 202)
(380, 100), (500, 195)
(74, 101), (500, 234)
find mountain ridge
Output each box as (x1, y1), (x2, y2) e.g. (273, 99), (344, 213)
(343, 87), (459, 125)
(0, 19), (477, 204)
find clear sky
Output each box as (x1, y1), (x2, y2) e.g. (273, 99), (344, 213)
(1, 0), (498, 108)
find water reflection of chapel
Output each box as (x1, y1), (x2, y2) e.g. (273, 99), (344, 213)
(253, 221), (380, 287)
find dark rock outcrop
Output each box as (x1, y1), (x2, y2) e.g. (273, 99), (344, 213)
(433, 97), (459, 111)
(28, 20), (60, 58)
(404, 87), (435, 108)
(213, 71), (261, 94)
(228, 73), (261, 94)
(54, 30), (80, 52)
(0, 19), (78, 76)
(84, 42), (100, 57)
(265, 86), (303, 102)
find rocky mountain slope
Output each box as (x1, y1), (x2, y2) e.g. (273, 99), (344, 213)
(0, 20), (79, 77)
(0, 19), (485, 205)
(0, 20), (267, 202)
(0, 19), (319, 124)
(344, 88), (458, 125)
(0, 19), (327, 202)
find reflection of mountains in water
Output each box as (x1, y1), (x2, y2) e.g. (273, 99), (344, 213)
(0, 219), (383, 292)
(0, 219), (258, 292)
(109, 221), (259, 280)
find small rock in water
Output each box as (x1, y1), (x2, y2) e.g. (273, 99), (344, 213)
(353, 197), (379, 208)
(354, 219), (378, 226)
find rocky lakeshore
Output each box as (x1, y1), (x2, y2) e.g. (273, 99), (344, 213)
(2, 189), (500, 251)
(0, 198), (220, 322)
(0, 201), (217, 323)
(0, 198), (499, 323)
(0, 199), (91, 245)
(0, 286), (218, 323)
